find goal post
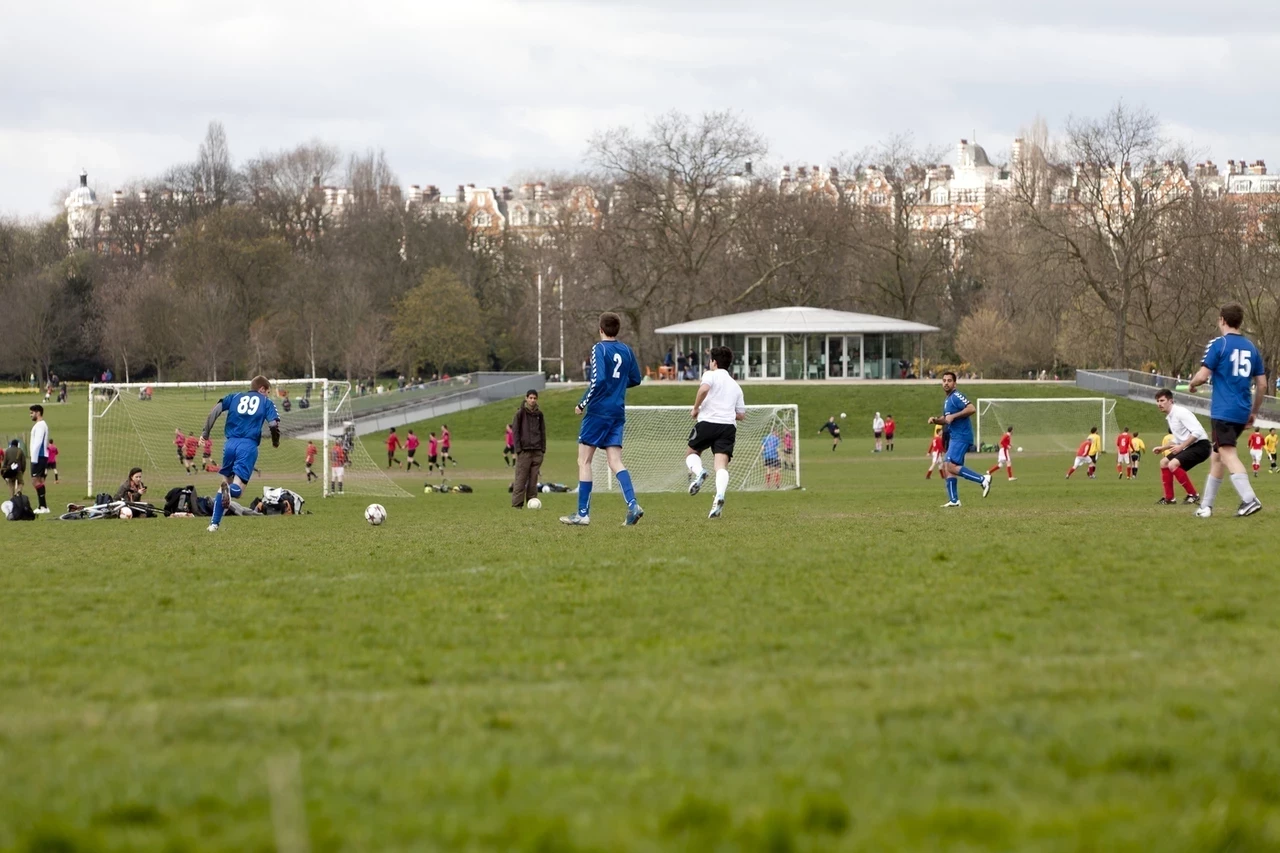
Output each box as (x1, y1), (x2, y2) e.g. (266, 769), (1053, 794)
(87, 379), (412, 500)
(591, 404), (800, 493)
(976, 397), (1119, 453)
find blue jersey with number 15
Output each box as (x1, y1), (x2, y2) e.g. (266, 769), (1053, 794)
(578, 340), (641, 419)
(1203, 333), (1264, 423)
(220, 391), (280, 443)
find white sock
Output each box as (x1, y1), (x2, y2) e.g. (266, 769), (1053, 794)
(1202, 475), (1222, 509)
(1230, 472), (1258, 504)
(686, 454), (704, 478)
(715, 468), (729, 500)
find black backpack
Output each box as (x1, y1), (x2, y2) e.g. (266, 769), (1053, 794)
(164, 486), (197, 516)
(8, 493), (35, 521)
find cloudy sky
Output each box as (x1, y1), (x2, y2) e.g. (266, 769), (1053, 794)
(4, 0), (1280, 217)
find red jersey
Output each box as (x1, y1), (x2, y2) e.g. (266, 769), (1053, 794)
(406, 433), (420, 451)
(1249, 432), (1266, 450)
(305, 443), (317, 464)
(1076, 439), (1092, 457)
(201, 437), (212, 456)
(387, 433), (401, 452)
(929, 435), (943, 454)
(184, 435), (199, 457)
(1116, 433), (1131, 454)
(884, 418), (895, 436)
(999, 433), (1012, 452)
(175, 432), (184, 449)
(331, 444), (347, 466)
(428, 437), (439, 455)
(47, 443), (58, 464)
(441, 428), (451, 449)
(504, 426), (514, 448)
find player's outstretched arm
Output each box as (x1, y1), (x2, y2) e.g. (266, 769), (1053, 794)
(576, 345), (600, 414)
(201, 401), (226, 441)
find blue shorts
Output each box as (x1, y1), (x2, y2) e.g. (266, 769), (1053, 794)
(945, 441), (969, 467)
(579, 415), (625, 448)
(220, 437), (260, 483)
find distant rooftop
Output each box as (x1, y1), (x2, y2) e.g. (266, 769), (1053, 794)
(655, 306), (940, 336)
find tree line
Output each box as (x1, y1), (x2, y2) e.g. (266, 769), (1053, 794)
(2, 104), (1278, 384)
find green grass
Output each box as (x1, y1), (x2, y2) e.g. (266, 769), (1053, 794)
(3, 385), (1280, 851)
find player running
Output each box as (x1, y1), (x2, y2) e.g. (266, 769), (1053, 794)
(183, 430), (199, 475)
(202, 375), (280, 532)
(561, 311), (643, 527)
(1066, 436), (1095, 479)
(1115, 427), (1133, 480)
(406, 430), (421, 470)
(330, 441), (347, 494)
(427, 432), (439, 472)
(1130, 432), (1146, 479)
(685, 345), (746, 517)
(441, 425), (457, 466)
(305, 440), (319, 482)
(1153, 389), (1208, 504)
(1267, 428), (1278, 473)
(175, 429), (186, 468)
(201, 435), (215, 473)
(1248, 427), (1265, 478)
(987, 426), (1016, 481)
(1187, 303), (1266, 517)
(386, 427), (403, 469)
(927, 372), (991, 507)
(819, 416), (841, 451)
(503, 424), (515, 467)
(925, 426), (944, 479)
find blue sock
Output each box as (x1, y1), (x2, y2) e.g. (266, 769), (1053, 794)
(616, 469), (637, 507)
(577, 481), (592, 517)
(947, 477), (959, 503)
(211, 492), (225, 525)
(958, 466), (985, 485)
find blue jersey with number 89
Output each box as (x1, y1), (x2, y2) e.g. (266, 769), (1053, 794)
(1202, 333), (1264, 423)
(220, 391), (280, 443)
(578, 340), (641, 419)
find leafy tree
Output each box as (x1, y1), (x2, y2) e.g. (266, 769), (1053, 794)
(392, 268), (487, 375)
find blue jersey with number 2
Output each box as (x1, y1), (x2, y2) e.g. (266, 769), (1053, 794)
(1202, 333), (1264, 423)
(221, 391), (280, 443)
(578, 340), (640, 420)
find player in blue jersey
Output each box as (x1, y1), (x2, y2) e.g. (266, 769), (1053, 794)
(201, 375), (281, 532)
(1187, 303), (1267, 517)
(561, 312), (644, 526)
(927, 371), (992, 507)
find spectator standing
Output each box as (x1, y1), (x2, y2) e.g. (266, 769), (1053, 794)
(3, 439), (25, 497)
(510, 390), (546, 508)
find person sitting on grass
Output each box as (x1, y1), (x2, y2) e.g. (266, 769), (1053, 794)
(115, 467), (147, 503)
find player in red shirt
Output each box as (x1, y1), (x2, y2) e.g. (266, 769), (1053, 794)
(201, 436), (215, 473)
(175, 429), (186, 468)
(427, 432), (440, 473)
(1248, 426), (1266, 477)
(184, 432), (200, 475)
(305, 440), (318, 482)
(330, 442), (347, 494)
(987, 426), (1016, 481)
(47, 440), (59, 483)
(504, 424), (515, 467)
(925, 429), (945, 479)
(884, 415), (896, 452)
(1115, 428), (1133, 480)
(405, 430), (421, 470)
(386, 427), (403, 469)
(1066, 438), (1094, 478)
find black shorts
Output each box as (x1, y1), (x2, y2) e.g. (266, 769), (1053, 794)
(407, 448), (416, 458)
(1172, 439), (1213, 471)
(873, 431), (883, 439)
(1089, 454), (1098, 464)
(30, 461), (48, 478)
(764, 457), (781, 469)
(428, 454), (438, 465)
(885, 433), (894, 441)
(1211, 419), (1246, 450)
(688, 421), (737, 458)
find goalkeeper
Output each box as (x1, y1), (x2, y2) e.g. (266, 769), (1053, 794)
(201, 375), (280, 533)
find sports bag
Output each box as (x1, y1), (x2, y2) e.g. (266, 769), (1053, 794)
(8, 493), (35, 521)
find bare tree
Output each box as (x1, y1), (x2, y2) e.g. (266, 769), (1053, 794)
(245, 142), (341, 249)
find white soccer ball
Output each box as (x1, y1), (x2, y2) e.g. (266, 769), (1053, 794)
(0, 500), (11, 519)
(364, 503), (387, 525)
(840, 412), (847, 419)
(1017, 446), (1023, 453)
(541, 484), (551, 493)
(527, 498), (542, 510)
(119, 506), (133, 520)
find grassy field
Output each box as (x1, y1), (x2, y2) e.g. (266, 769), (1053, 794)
(3, 383), (1280, 851)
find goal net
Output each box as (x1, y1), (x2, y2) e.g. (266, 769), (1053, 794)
(591, 405), (800, 493)
(976, 397), (1120, 454)
(87, 380), (412, 499)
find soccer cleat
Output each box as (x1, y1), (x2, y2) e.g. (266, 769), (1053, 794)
(1237, 498), (1263, 517)
(1007, 477), (1017, 482)
(624, 504), (645, 526)
(688, 471), (708, 496)
(1156, 497), (1176, 505)
(1194, 506), (1213, 518)
(708, 499), (724, 519)
(207, 523), (219, 532)
(941, 500), (962, 508)
(1184, 494), (1201, 504)
(981, 475), (992, 498)
(559, 514), (590, 526)
(33, 507), (50, 514)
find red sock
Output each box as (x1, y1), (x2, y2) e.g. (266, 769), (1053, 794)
(925, 470), (932, 479)
(1173, 467), (1196, 495)
(987, 465), (999, 475)
(1006, 466), (1014, 478)
(1066, 468), (1074, 477)
(1161, 467), (1175, 500)
(1088, 465), (1096, 476)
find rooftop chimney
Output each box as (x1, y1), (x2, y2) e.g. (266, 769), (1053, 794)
(744, 160), (753, 175)
(408, 184), (423, 204)
(79, 170), (88, 188)
(112, 190), (124, 207)
(1251, 160), (1267, 175)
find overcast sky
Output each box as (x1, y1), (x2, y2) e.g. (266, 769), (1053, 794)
(4, 0), (1280, 217)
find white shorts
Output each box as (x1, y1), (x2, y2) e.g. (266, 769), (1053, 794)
(1116, 452), (1130, 465)
(331, 466), (345, 478)
(930, 451), (942, 466)
(1251, 449), (1263, 463)
(1073, 455), (1091, 468)
(997, 449), (1010, 465)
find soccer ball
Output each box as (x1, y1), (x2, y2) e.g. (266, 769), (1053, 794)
(119, 506), (133, 520)
(527, 498), (542, 510)
(1017, 446), (1023, 452)
(365, 503), (387, 525)
(541, 484), (551, 493)
(0, 500), (11, 519)
(840, 412), (847, 419)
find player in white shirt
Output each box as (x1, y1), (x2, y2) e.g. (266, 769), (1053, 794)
(685, 345), (746, 518)
(28, 404), (51, 513)
(872, 412), (885, 453)
(1152, 390), (1210, 505)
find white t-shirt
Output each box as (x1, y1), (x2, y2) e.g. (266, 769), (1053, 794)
(30, 420), (49, 462)
(1166, 404), (1208, 445)
(872, 416), (885, 432)
(697, 369), (745, 425)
